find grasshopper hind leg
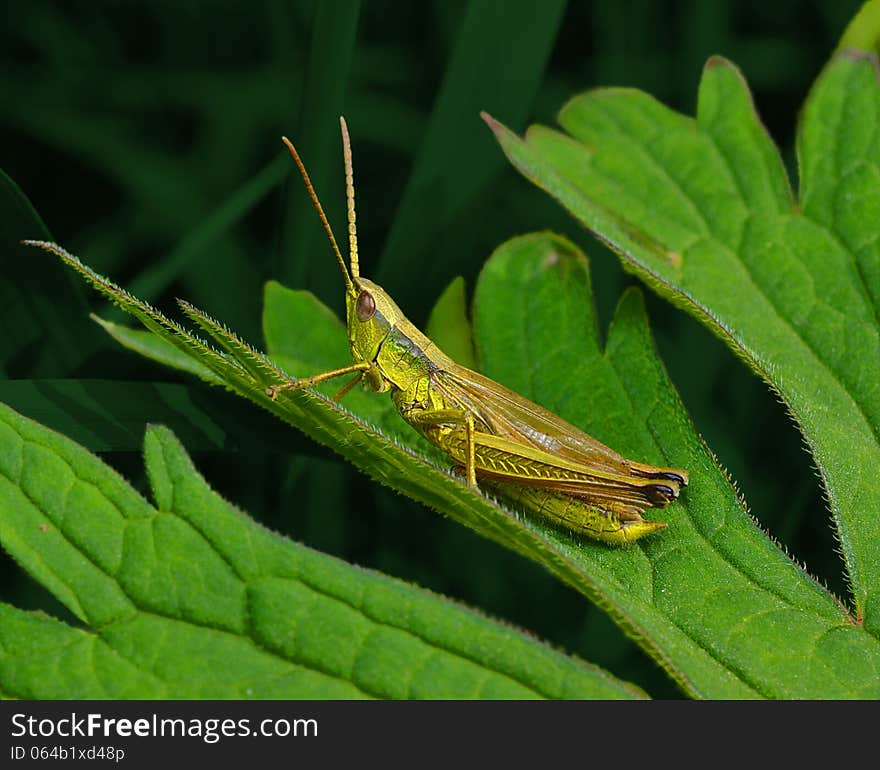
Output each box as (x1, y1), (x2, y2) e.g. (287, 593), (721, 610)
(406, 407), (479, 488)
(642, 481), (679, 506)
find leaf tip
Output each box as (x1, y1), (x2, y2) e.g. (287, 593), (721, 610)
(480, 110), (499, 131)
(480, 111), (514, 143)
(20, 239), (97, 279)
(143, 422), (183, 461)
(704, 54), (729, 70)
(20, 239), (66, 258)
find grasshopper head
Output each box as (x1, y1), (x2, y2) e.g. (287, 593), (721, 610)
(345, 277), (404, 374)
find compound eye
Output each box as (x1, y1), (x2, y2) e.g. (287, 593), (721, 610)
(356, 290), (376, 322)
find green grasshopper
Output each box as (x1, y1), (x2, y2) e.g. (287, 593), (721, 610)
(269, 118), (688, 545)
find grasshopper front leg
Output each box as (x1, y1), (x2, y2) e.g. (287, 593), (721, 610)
(405, 407), (478, 487)
(266, 361), (372, 401)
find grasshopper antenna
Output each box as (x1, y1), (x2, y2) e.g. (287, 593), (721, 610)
(281, 135), (354, 293)
(339, 116), (359, 280)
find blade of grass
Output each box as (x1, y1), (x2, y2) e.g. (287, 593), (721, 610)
(128, 154), (290, 303)
(375, 0), (567, 311)
(276, 0), (362, 299)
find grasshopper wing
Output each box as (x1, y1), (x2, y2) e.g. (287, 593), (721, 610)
(430, 365), (688, 501)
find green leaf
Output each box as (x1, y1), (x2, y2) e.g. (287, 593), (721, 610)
(484, 54), (880, 630)
(0, 401), (640, 699)
(473, 233), (880, 699)
(33, 233), (880, 698)
(91, 315), (221, 384)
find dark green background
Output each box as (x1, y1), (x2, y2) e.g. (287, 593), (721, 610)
(0, 1), (860, 697)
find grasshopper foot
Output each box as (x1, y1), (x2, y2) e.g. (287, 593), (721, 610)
(450, 465), (480, 491)
(266, 382), (296, 400)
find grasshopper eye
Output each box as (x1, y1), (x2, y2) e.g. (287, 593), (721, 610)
(356, 290), (376, 322)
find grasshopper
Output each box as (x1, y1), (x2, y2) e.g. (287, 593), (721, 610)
(269, 117), (688, 544)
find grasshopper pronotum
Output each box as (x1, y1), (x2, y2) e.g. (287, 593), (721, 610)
(268, 117), (688, 545)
